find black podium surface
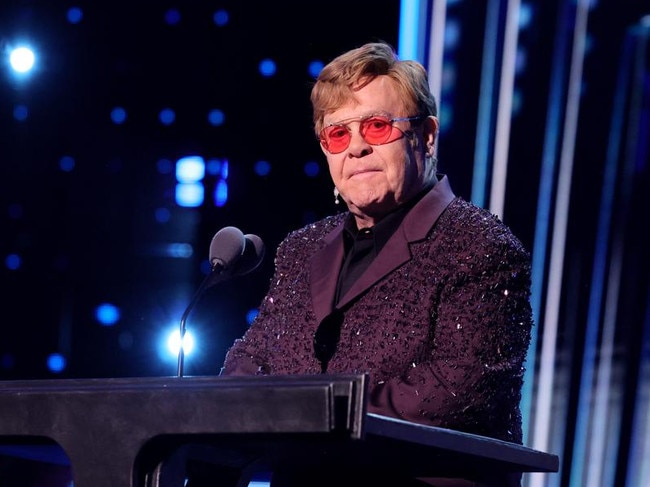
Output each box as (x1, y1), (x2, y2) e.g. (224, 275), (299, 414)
(0, 375), (559, 486)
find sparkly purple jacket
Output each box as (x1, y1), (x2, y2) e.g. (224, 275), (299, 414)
(222, 176), (533, 444)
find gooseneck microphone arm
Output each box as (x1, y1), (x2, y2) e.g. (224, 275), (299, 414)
(176, 226), (246, 377)
(176, 226), (265, 377)
(176, 272), (214, 377)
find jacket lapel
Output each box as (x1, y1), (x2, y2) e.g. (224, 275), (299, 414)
(310, 175), (456, 320)
(310, 226), (345, 323)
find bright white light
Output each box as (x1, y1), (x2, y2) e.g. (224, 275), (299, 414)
(9, 47), (36, 73)
(167, 329), (195, 356)
(175, 182), (204, 207)
(176, 155), (205, 183)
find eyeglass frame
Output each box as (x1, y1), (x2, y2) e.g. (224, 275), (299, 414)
(318, 114), (426, 154)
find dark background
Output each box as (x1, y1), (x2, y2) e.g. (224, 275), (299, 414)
(0, 1), (647, 375)
(1, 1), (650, 486)
(0, 1), (405, 379)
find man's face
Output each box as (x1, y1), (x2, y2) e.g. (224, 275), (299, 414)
(321, 76), (436, 226)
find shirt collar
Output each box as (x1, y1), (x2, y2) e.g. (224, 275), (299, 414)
(342, 183), (433, 251)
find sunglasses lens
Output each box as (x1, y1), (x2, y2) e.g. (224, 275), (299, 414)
(360, 117), (393, 144)
(321, 125), (350, 154)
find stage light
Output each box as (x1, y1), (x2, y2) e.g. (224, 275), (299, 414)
(164, 8), (181, 26)
(175, 183), (204, 207)
(213, 9), (229, 27)
(4, 254), (21, 271)
(207, 109), (225, 126)
(444, 20), (461, 50)
(176, 156), (205, 183)
(159, 108), (176, 125)
(110, 106), (127, 124)
(46, 353), (67, 373)
(95, 303), (120, 326)
(59, 155), (75, 172)
(166, 328), (195, 357)
(519, 3), (533, 29)
(175, 156), (206, 207)
(9, 46), (35, 74)
(246, 309), (259, 325)
(154, 207), (171, 223)
(66, 7), (83, 24)
(206, 158), (228, 178)
(254, 160), (271, 176)
(258, 59), (276, 77)
(303, 160), (320, 177)
(156, 158), (173, 174)
(213, 179), (228, 207)
(308, 60), (324, 78)
(13, 104), (29, 121)
(165, 243), (192, 258)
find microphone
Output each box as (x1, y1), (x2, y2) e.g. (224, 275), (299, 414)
(204, 226), (248, 288)
(234, 233), (265, 276)
(176, 227), (265, 377)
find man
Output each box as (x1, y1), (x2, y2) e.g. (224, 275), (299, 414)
(221, 41), (533, 487)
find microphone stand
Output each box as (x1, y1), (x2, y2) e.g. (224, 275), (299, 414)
(176, 267), (221, 377)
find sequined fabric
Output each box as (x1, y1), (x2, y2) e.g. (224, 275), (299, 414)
(222, 182), (533, 445)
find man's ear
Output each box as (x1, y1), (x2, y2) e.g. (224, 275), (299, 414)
(423, 116), (439, 153)
(424, 116), (439, 139)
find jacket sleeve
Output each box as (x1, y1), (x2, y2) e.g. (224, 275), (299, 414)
(366, 241), (533, 443)
(220, 257), (286, 376)
(220, 233), (317, 376)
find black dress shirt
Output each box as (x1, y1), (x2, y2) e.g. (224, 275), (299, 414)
(335, 188), (431, 305)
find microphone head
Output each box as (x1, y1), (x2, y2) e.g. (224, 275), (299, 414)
(235, 234), (265, 276)
(208, 226), (246, 270)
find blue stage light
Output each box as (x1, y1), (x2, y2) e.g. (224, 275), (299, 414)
(66, 7), (83, 24)
(110, 106), (127, 124)
(159, 108), (176, 125)
(259, 59), (277, 77)
(13, 104), (28, 121)
(308, 60), (324, 78)
(46, 353), (67, 373)
(164, 8), (181, 25)
(303, 160), (320, 178)
(207, 109), (225, 126)
(166, 328), (195, 357)
(175, 183), (204, 207)
(5, 254), (21, 271)
(254, 160), (271, 176)
(176, 156), (205, 183)
(59, 155), (75, 172)
(9, 46), (35, 74)
(213, 9), (229, 27)
(213, 179), (228, 207)
(95, 303), (120, 326)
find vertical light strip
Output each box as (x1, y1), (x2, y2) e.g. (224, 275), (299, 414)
(547, 259), (582, 487)
(488, 0), (520, 219)
(471, 0), (501, 207)
(426, 0), (446, 133)
(587, 242), (623, 487)
(398, 0), (428, 63)
(626, 285), (650, 486)
(582, 22), (641, 486)
(521, 1), (574, 449)
(625, 24), (650, 486)
(530, 2), (590, 485)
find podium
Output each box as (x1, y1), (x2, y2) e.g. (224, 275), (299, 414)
(0, 374), (558, 486)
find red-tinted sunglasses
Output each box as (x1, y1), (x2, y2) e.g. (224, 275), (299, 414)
(319, 115), (424, 154)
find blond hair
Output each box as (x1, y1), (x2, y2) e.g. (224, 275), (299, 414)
(310, 42), (437, 135)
